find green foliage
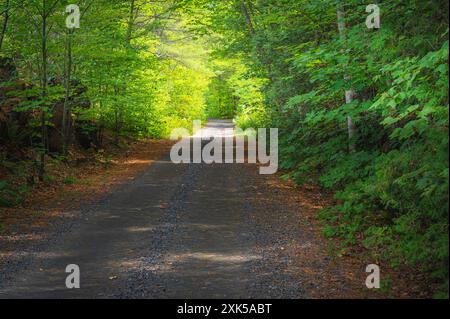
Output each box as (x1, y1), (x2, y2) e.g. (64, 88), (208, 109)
(309, 41), (449, 290)
(43, 175), (56, 183)
(205, 76), (236, 119)
(1, 0), (213, 143)
(204, 58), (269, 128)
(63, 176), (77, 185)
(0, 179), (28, 207)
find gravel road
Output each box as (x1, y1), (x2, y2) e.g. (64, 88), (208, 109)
(0, 120), (306, 299)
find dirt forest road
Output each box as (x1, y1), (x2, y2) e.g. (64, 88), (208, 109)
(0, 120), (369, 299)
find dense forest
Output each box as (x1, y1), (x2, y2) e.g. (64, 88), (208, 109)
(0, 0), (448, 297)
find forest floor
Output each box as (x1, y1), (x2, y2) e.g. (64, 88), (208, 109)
(0, 122), (432, 298)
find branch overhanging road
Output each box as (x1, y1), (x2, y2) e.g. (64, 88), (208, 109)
(0, 120), (309, 299)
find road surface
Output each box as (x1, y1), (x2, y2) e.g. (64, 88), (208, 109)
(0, 120), (306, 299)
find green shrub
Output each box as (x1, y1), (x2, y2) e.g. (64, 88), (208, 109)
(0, 180), (29, 207)
(63, 176), (77, 185)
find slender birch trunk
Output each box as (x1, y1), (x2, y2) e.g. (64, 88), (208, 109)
(337, 4), (356, 152)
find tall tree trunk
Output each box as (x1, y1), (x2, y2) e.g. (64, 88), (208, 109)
(126, 0), (136, 45)
(113, 86), (121, 145)
(62, 1), (93, 153)
(62, 29), (73, 155)
(0, 0), (10, 51)
(337, 4), (356, 152)
(240, 1), (255, 35)
(39, 0), (50, 181)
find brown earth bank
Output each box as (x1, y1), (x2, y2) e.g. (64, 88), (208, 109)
(249, 164), (436, 298)
(0, 137), (434, 298)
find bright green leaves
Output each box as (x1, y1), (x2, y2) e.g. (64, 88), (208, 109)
(251, 0), (450, 295)
(371, 42), (449, 144)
